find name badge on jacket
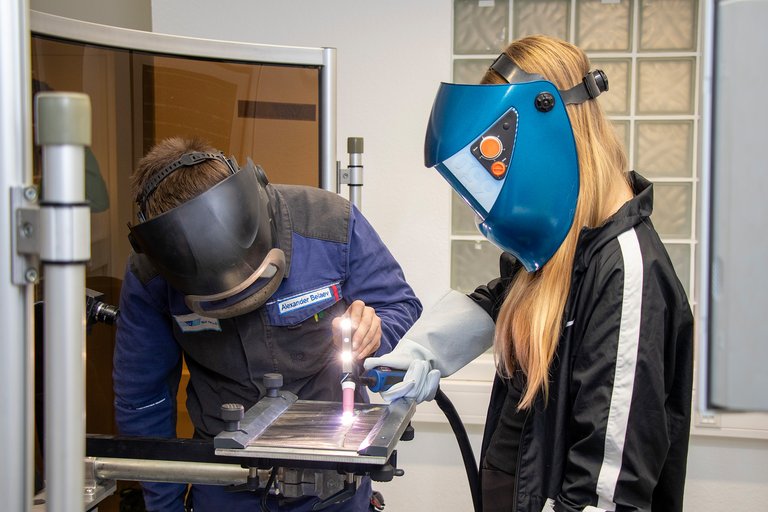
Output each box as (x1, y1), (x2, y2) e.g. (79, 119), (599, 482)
(266, 283), (342, 326)
(173, 313), (222, 333)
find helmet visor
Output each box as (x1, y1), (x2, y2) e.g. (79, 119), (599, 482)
(128, 161), (279, 300)
(424, 79), (580, 271)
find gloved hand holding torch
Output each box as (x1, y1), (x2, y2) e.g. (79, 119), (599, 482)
(363, 290), (495, 403)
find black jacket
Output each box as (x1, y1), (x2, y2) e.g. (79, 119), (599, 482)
(471, 172), (694, 512)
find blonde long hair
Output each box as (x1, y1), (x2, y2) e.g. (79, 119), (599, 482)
(482, 36), (629, 409)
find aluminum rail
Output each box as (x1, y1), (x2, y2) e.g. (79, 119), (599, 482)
(84, 457), (366, 503)
(36, 92), (92, 512)
(696, 0), (715, 415)
(90, 458), (250, 486)
(0, 0), (34, 509)
(320, 47), (338, 192)
(30, 11), (339, 194)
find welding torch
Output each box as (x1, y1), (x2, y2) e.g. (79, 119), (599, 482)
(339, 316), (406, 418)
(340, 317), (356, 419)
(337, 327), (480, 511)
(357, 367), (407, 393)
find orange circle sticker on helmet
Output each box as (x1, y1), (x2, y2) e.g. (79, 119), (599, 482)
(491, 161), (506, 177)
(479, 136), (503, 159)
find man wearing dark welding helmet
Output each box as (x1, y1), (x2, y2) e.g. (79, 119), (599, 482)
(366, 36), (693, 512)
(114, 137), (422, 512)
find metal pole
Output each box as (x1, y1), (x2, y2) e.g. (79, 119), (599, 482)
(335, 137), (364, 210)
(92, 458), (250, 486)
(36, 92), (92, 512)
(0, 0), (34, 510)
(346, 137), (364, 210)
(320, 47), (337, 192)
(696, 0), (716, 415)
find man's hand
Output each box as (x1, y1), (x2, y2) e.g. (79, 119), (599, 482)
(332, 300), (382, 359)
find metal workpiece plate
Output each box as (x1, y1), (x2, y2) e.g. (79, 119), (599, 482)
(215, 391), (298, 449)
(215, 399), (415, 465)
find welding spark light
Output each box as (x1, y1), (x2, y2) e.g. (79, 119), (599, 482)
(340, 317), (353, 373)
(339, 316), (355, 420)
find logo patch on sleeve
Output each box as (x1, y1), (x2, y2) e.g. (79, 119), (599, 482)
(173, 313), (221, 332)
(276, 284), (339, 315)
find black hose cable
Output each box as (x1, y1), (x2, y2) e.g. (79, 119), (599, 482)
(434, 387), (481, 512)
(260, 467), (277, 512)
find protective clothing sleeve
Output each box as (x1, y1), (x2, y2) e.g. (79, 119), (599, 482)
(364, 289), (495, 402)
(113, 268), (186, 511)
(344, 205), (422, 355)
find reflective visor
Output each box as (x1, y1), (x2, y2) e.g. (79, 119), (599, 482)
(424, 80), (579, 271)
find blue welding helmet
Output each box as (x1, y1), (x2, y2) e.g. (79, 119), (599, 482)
(424, 53), (607, 271)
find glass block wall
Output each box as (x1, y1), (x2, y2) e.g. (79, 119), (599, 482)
(450, 0), (700, 301)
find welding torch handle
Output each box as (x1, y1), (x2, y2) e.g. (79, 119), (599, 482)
(362, 367), (406, 393)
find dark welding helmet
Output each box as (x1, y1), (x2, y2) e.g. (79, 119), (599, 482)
(424, 53), (607, 271)
(128, 152), (285, 318)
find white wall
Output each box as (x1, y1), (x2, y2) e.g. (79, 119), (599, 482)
(685, 436), (768, 510)
(153, 0), (454, 310)
(149, 1), (768, 511)
(151, 4), (476, 509)
(31, 0), (151, 30)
